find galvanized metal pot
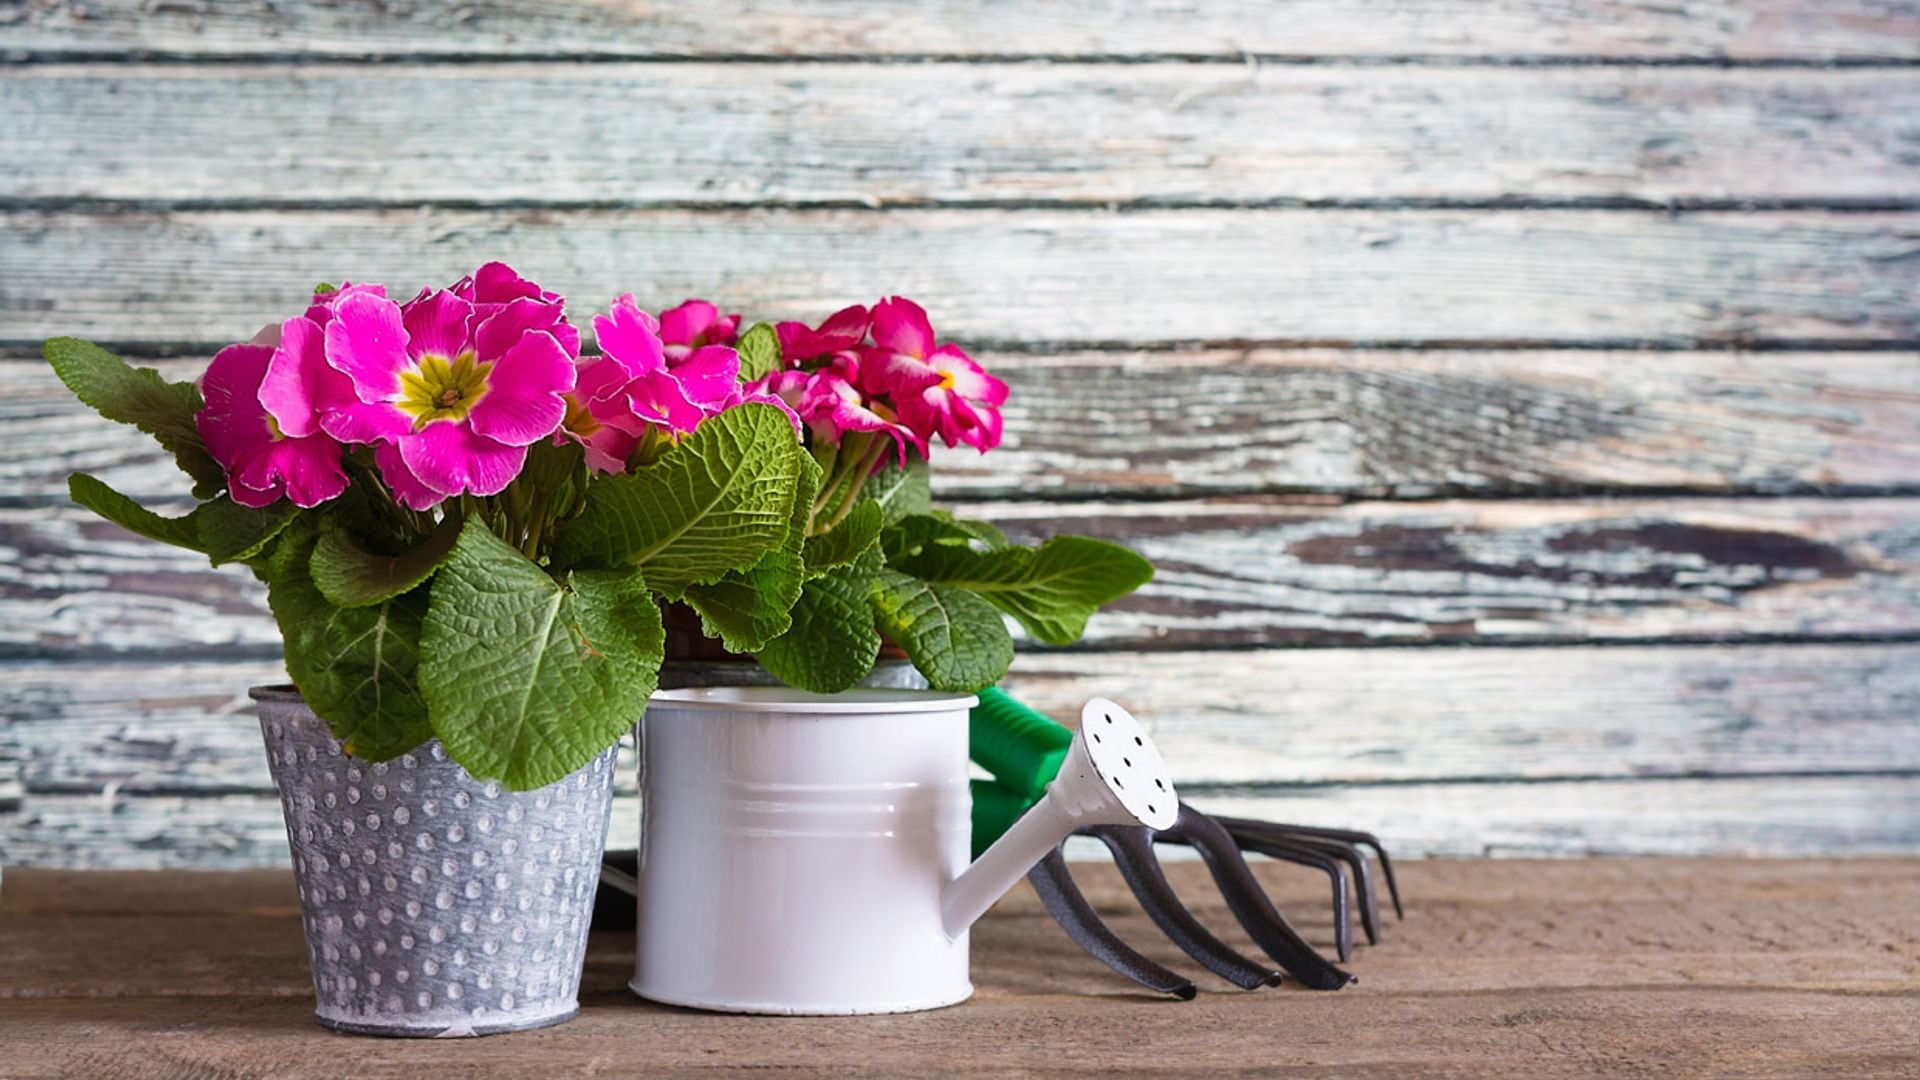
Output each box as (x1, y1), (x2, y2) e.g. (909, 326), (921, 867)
(254, 686), (618, 1038)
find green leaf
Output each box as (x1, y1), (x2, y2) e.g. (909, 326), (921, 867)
(755, 549), (885, 693)
(880, 512), (979, 566)
(267, 525), (435, 762)
(68, 472), (296, 567)
(193, 496), (298, 566)
(68, 473), (205, 552)
(889, 535), (1154, 646)
(421, 521), (664, 790)
(310, 519), (460, 608)
(552, 402), (806, 596)
(804, 500), (882, 575)
(44, 337), (226, 499)
(682, 451), (820, 653)
(870, 568), (1014, 692)
(862, 458), (932, 526)
(735, 322), (782, 383)
(947, 516), (1009, 549)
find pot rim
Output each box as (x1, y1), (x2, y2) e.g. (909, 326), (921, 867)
(649, 686), (977, 715)
(249, 683), (303, 703)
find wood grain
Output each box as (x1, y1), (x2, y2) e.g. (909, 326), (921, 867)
(5, 646), (1916, 864)
(3, 1), (1914, 60)
(12, 349), (1920, 504)
(9, 497), (1914, 657)
(7, 775), (1917, 868)
(2, 862), (1917, 1077)
(5, 643), (1915, 792)
(8, 66), (1918, 205)
(986, 496), (1920, 648)
(4, 861), (1916, 1077)
(6, 208), (1917, 348)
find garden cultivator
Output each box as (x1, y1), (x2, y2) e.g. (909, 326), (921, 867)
(970, 689), (1401, 997)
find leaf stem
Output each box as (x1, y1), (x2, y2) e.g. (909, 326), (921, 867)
(819, 434), (888, 533)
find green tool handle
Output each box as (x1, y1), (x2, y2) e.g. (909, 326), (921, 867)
(970, 687), (1072, 798)
(968, 778), (1037, 859)
(969, 687), (1073, 852)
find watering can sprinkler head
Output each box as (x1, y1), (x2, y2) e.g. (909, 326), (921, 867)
(941, 698), (1178, 939)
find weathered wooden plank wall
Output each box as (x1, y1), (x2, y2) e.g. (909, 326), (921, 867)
(2, 0), (1917, 867)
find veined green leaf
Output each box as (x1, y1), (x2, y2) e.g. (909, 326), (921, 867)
(45, 337), (226, 499)
(422, 521), (663, 790)
(68, 473), (205, 552)
(870, 568), (1013, 692)
(804, 500), (882, 575)
(310, 519), (461, 608)
(881, 512), (980, 565)
(683, 451), (821, 653)
(267, 525), (434, 762)
(68, 472), (297, 568)
(193, 496), (298, 566)
(947, 516), (1009, 549)
(735, 322), (782, 383)
(862, 458), (931, 526)
(756, 547), (884, 693)
(888, 535), (1153, 646)
(552, 402), (806, 597)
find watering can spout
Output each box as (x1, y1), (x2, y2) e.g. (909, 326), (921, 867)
(941, 698), (1178, 940)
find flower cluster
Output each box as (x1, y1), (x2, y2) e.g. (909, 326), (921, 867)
(190, 269), (1006, 526)
(754, 296), (1009, 463)
(199, 265), (783, 511)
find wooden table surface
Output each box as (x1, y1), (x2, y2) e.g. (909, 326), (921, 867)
(2, 858), (1915, 1078)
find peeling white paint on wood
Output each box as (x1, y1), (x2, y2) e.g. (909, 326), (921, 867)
(7, 66), (1917, 204)
(1188, 776), (1920, 858)
(5, 645), (1915, 800)
(3, 1), (1912, 61)
(11, 350), (1920, 503)
(9, 498), (1913, 657)
(9, 776), (1915, 869)
(6, 209), (1917, 347)
(985, 496), (1920, 648)
(6, 0), (1917, 867)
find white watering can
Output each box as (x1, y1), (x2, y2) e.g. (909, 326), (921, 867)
(631, 687), (1178, 1014)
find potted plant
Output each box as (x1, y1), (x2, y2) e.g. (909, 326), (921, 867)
(619, 298), (1161, 1013)
(45, 264), (818, 1036)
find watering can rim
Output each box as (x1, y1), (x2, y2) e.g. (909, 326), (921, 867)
(649, 686), (979, 716)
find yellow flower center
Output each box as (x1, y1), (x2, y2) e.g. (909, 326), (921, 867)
(937, 371), (956, 391)
(396, 351), (491, 429)
(562, 395), (602, 437)
(264, 414), (286, 442)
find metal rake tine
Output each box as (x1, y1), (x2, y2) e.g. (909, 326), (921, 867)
(1083, 824), (1285, 990)
(1224, 822), (1380, 947)
(1026, 847), (1197, 1000)
(1291, 834), (1381, 946)
(1220, 830), (1355, 962)
(1217, 816), (1404, 921)
(1163, 804), (1354, 990)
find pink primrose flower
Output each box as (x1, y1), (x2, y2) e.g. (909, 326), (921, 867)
(560, 295), (801, 472)
(776, 304), (870, 365)
(863, 297), (1007, 453)
(752, 359), (920, 465)
(657, 299), (741, 364)
(316, 272), (577, 509)
(196, 339), (349, 509)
